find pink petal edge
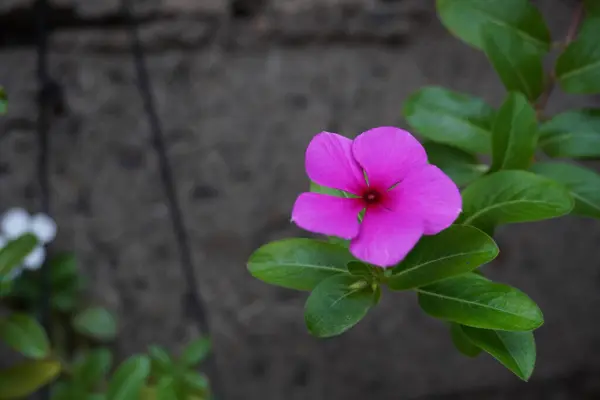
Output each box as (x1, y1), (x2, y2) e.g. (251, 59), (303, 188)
(292, 192), (364, 240)
(305, 132), (366, 195)
(352, 127), (428, 190)
(349, 205), (424, 268)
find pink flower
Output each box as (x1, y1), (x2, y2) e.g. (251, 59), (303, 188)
(291, 127), (462, 267)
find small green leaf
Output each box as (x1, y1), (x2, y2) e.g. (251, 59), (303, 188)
(388, 225), (498, 290)
(247, 238), (353, 291)
(417, 273), (544, 331)
(530, 162), (600, 219)
(538, 109), (600, 158)
(107, 355), (151, 400)
(49, 252), (78, 287)
(156, 376), (179, 400)
(459, 170), (574, 234)
(556, 16), (600, 94)
(0, 234), (38, 277)
(403, 87), (494, 154)
(461, 325), (536, 381)
(72, 307), (117, 341)
(450, 323), (481, 358)
(305, 274), (376, 338)
(436, 0), (550, 52)
(73, 348), (112, 389)
(0, 360), (61, 399)
(423, 142), (488, 186)
(346, 261), (373, 279)
(182, 371), (210, 394)
(148, 345), (173, 376)
(309, 181), (355, 198)
(0, 313), (50, 359)
(0, 87), (6, 115)
(180, 337), (211, 367)
(490, 92), (538, 172)
(482, 26), (545, 101)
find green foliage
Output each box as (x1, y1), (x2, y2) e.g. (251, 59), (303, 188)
(0, 313), (50, 359)
(556, 16), (600, 94)
(0, 234), (38, 277)
(0, 360), (61, 399)
(106, 355), (151, 400)
(490, 92), (538, 172)
(403, 86), (494, 154)
(72, 307), (118, 341)
(423, 142), (488, 186)
(0, 86), (6, 115)
(450, 323), (481, 358)
(538, 109), (600, 158)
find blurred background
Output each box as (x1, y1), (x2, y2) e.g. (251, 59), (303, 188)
(1, 0), (600, 398)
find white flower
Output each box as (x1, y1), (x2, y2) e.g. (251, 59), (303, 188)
(0, 208), (58, 274)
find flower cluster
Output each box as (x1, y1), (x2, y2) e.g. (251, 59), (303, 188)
(0, 207), (57, 279)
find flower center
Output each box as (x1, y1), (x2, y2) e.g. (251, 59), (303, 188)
(363, 189), (381, 205)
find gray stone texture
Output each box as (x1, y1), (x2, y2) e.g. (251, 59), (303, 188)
(1, 0), (600, 399)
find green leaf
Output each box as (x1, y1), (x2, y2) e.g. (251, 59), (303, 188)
(490, 92), (538, 172)
(461, 325), (536, 380)
(538, 109), (600, 158)
(388, 225), (498, 290)
(0, 87), (6, 115)
(247, 238), (353, 291)
(309, 181), (355, 198)
(436, 0), (550, 52)
(49, 252), (78, 287)
(148, 345), (173, 376)
(107, 355), (151, 400)
(450, 323), (481, 358)
(180, 337), (211, 367)
(0, 234), (38, 276)
(586, 0), (600, 15)
(182, 372), (210, 394)
(459, 170), (574, 233)
(530, 162), (600, 219)
(423, 142), (488, 186)
(156, 376), (179, 400)
(305, 274), (376, 338)
(346, 261), (374, 279)
(0, 360), (61, 399)
(556, 16), (600, 94)
(418, 273), (543, 331)
(0, 313), (50, 359)
(403, 87), (494, 154)
(72, 307), (117, 341)
(73, 348), (113, 389)
(482, 26), (545, 101)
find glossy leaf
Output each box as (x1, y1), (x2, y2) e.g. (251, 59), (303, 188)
(460, 170), (574, 233)
(155, 376), (178, 400)
(247, 238), (353, 291)
(180, 337), (211, 367)
(423, 142), (488, 186)
(148, 345), (173, 376)
(482, 26), (544, 100)
(538, 109), (600, 158)
(490, 92), (538, 172)
(417, 273), (544, 331)
(106, 355), (151, 400)
(556, 17), (600, 94)
(346, 261), (374, 279)
(0, 87), (6, 115)
(305, 274), (376, 338)
(436, 0), (550, 52)
(310, 181), (355, 198)
(0, 360), (60, 399)
(0, 313), (50, 359)
(182, 372), (210, 395)
(72, 307), (117, 341)
(73, 348), (112, 389)
(530, 162), (600, 219)
(388, 225), (498, 290)
(0, 234), (38, 276)
(403, 86), (494, 154)
(461, 325), (536, 381)
(450, 323), (481, 358)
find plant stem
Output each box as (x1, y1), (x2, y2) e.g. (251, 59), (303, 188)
(535, 2), (585, 116)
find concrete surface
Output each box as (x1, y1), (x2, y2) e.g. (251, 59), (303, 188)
(1, 0), (600, 399)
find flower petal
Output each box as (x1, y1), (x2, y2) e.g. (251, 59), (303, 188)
(390, 164), (462, 235)
(306, 132), (366, 195)
(352, 127), (428, 190)
(23, 246), (46, 270)
(30, 213), (57, 244)
(292, 193), (364, 239)
(349, 206), (423, 267)
(1, 208), (31, 239)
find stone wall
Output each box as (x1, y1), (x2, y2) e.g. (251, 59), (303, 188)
(1, 0), (600, 399)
